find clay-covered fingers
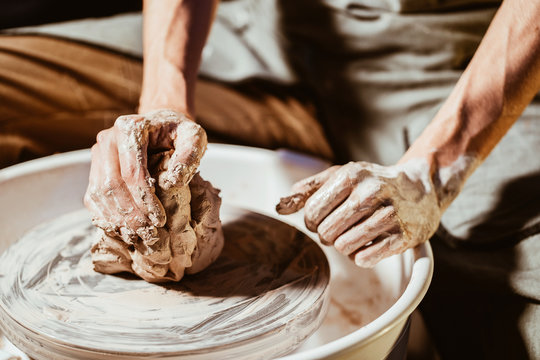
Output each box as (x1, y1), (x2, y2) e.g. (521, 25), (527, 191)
(115, 115), (166, 229)
(84, 129), (151, 243)
(352, 232), (403, 268)
(303, 164), (362, 232)
(316, 181), (383, 245)
(166, 120), (207, 188)
(84, 144), (111, 229)
(333, 206), (400, 256)
(142, 110), (207, 189)
(84, 109), (208, 248)
(276, 157), (442, 268)
(276, 165), (340, 215)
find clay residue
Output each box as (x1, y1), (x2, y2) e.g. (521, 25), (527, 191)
(91, 150), (224, 282)
(276, 160), (441, 267)
(435, 154), (479, 210)
(0, 207), (329, 358)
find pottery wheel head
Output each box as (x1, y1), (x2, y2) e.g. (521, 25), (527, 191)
(0, 205), (330, 360)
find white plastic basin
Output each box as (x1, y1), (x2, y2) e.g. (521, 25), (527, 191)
(0, 144), (433, 360)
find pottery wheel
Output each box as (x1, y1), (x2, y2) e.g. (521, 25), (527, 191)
(0, 205), (329, 360)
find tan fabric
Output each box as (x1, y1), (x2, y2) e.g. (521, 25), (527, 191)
(0, 35), (141, 166)
(195, 80), (332, 160)
(0, 35), (332, 169)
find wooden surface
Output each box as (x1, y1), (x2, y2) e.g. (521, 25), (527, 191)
(0, 205), (329, 360)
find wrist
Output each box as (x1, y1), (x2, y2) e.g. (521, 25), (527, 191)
(399, 149), (479, 211)
(430, 152), (479, 211)
(138, 94), (193, 118)
(138, 59), (195, 117)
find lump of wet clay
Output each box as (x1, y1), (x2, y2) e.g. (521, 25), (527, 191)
(91, 150), (224, 283)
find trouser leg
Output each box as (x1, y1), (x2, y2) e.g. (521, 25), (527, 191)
(0, 35), (141, 168)
(0, 35), (333, 169)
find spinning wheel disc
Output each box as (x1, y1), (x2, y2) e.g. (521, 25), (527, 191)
(0, 205), (329, 360)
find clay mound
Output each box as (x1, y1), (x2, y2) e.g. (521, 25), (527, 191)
(91, 151), (224, 282)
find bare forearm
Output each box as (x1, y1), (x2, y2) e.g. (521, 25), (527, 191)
(139, 0), (218, 116)
(275, 0), (540, 267)
(400, 0), (540, 209)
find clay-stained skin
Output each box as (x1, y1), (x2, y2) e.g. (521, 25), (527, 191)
(277, 156), (477, 267)
(276, 166), (340, 215)
(92, 152), (224, 282)
(87, 109), (222, 282)
(84, 110), (207, 246)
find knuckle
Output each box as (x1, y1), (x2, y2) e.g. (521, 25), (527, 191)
(160, 109), (192, 123)
(190, 121), (204, 134)
(178, 120), (206, 141)
(343, 161), (362, 175)
(114, 115), (129, 128)
(96, 129), (111, 143)
(115, 114), (144, 132)
(338, 168), (358, 187)
(103, 179), (122, 193)
(335, 165), (351, 178)
(358, 178), (385, 198)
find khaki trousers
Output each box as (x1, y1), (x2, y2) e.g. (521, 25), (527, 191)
(0, 35), (333, 169)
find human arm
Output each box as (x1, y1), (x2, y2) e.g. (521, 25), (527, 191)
(84, 0), (217, 243)
(138, 0), (217, 115)
(400, 0), (540, 206)
(277, 0), (540, 267)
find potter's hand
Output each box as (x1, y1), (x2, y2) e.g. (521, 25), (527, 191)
(84, 109), (207, 244)
(276, 161), (442, 267)
(275, 0), (540, 268)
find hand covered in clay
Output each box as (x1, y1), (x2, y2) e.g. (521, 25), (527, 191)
(277, 161), (442, 267)
(84, 109), (207, 245)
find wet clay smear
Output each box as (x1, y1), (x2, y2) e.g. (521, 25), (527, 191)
(0, 206), (329, 360)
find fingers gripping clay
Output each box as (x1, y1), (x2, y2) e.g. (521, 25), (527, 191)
(91, 150), (224, 282)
